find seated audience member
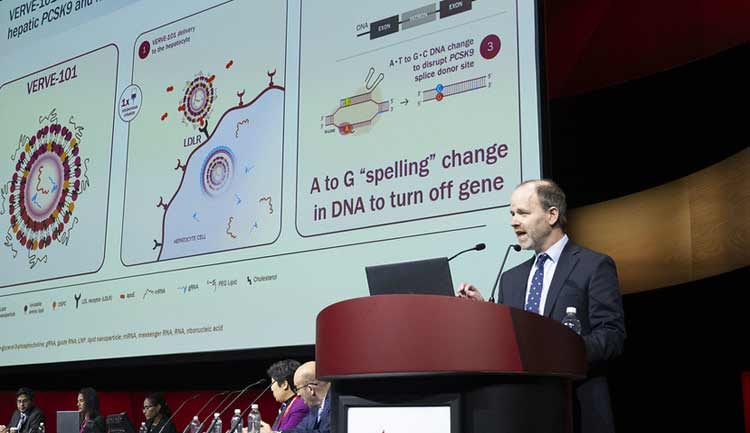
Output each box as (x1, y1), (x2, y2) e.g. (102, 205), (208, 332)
(0, 388), (45, 433)
(143, 393), (176, 433)
(77, 388), (105, 433)
(261, 361), (330, 433)
(267, 360), (308, 431)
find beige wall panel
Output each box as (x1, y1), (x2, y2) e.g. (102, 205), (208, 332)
(567, 149), (749, 294)
(568, 181), (693, 294)
(688, 148), (750, 279)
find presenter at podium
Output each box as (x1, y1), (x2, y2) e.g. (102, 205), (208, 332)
(77, 388), (105, 433)
(0, 388), (45, 433)
(143, 393), (176, 433)
(458, 179), (626, 433)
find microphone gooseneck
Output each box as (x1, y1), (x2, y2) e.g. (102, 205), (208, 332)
(194, 391), (230, 422)
(158, 394), (200, 433)
(196, 391), (236, 433)
(182, 390), (229, 433)
(239, 382), (273, 418)
(203, 379), (266, 433)
(448, 243), (486, 262)
(488, 244), (521, 303)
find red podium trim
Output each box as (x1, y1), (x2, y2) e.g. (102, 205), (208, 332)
(316, 295), (585, 380)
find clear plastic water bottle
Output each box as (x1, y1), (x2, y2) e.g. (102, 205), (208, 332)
(139, 422), (147, 433)
(38, 423), (45, 433)
(189, 416), (200, 433)
(561, 306), (582, 335)
(212, 413), (222, 433)
(229, 409), (242, 433)
(247, 404), (261, 433)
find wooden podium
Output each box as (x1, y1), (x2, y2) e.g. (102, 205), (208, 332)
(316, 295), (586, 433)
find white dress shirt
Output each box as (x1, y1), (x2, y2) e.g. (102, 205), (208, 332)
(524, 234), (568, 315)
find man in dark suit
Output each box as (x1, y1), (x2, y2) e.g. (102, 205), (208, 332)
(0, 388), (45, 433)
(459, 179), (626, 433)
(260, 361), (330, 433)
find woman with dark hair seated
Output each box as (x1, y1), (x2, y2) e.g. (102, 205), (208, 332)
(266, 359), (308, 431)
(143, 393), (176, 433)
(77, 388), (105, 433)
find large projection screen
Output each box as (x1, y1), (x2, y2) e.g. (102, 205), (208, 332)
(0, 0), (544, 367)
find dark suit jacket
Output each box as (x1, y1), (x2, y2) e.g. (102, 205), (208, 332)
(80, 415), (106, 433)
(500, 241), (626, 433)
(284, 393), (330, 433)
(146, 417), (176, 433)
(8, 406), (45, 433)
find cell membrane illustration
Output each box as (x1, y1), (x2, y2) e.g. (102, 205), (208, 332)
(155, 72), (284, 261)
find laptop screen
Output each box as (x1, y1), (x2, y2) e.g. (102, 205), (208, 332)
(57, 411), (80, 433)
(365, 257), (454, 296)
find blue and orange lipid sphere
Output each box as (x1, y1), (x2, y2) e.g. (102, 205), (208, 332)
(8, 123), (82, 251)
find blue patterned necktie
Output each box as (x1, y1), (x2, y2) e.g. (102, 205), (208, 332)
(272, 402), (287, 431)
(524, 253), (549, 314)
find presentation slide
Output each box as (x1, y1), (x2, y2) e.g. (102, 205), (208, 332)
(297, 0), (522, 236)
(122, 1), (285, 264)
(0, 0), (544, 367)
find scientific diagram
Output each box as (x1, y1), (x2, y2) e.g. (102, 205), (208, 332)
(323, 68), (391, 135)
(297, 0), (521, 236)
(421, 75), (488, 103)
(121, 0), (286, 265)
(356, 1), (476, 40)
(0, 45), (116, 288)
(154, 72), (284, 261)
(179, 73), (217, 128)
(2, 114), (87, 267)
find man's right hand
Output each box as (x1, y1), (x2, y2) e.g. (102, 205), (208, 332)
(0, 424), (8, 433)
(259, 421), (272, 433)
(457, 283), (485, 301)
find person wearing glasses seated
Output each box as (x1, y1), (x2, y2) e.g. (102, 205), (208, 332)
(77, 388), (105, 433)
(143, 393), (176, 433)
(261, 361), (330, 433)
(0, 388), (45, 433)
(266, 360), (309, 431)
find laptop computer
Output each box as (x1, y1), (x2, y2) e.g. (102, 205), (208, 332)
(57, 411), (80, 433)
(107, 412), (136, 433)
(365, 257), (455, 296)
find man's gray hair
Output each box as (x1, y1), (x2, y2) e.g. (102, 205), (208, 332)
(519, 179), (567, 230)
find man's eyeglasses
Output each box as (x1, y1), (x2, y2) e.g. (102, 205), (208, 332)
(17, 399), (30, 404)
(143, 405), (155, 411)
(294, 381), (318, 393)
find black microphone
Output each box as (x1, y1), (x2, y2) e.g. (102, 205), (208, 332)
(239, 381), (273, 418)
(157, 394), (200, 433)
(204, 379), (266, 433)
(181, 392), (229, 433)
(448, 243), (486, 262)
(488, 244), (521, 303)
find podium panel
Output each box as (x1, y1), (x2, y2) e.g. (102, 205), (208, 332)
(316, 295), (586, 433)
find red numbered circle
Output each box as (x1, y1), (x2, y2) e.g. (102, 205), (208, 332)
(138, 41), (151, 60)
(480, 34), (501, 59)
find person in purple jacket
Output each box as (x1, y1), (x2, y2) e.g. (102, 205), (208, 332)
(263, 360), (309, 432)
